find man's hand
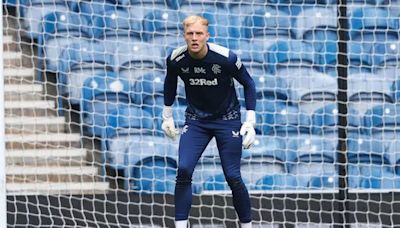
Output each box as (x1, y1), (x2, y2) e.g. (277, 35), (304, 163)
(162, 106), (179, 140)
(240, 110), (256, 149)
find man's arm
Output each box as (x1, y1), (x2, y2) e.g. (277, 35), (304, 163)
(164, 57), (178, 106)
(162, 57), (180, 139)
(230, 54), (256, 111)
(229, 53), (257, 149)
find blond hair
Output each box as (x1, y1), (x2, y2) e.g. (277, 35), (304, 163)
(183, 15), (209, 30)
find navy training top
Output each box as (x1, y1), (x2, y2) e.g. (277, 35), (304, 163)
(164, 43), (256, 120)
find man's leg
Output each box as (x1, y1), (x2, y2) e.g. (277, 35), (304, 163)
(175, 121), (212, 223)
(214, 119), (252, 224)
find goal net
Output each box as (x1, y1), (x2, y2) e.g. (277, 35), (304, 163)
(3, 0), (400, 227)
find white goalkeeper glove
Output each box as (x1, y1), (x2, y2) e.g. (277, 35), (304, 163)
(240, 110), (256, 149)
(161, 106), (179, 140)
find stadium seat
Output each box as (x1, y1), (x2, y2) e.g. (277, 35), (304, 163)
(257, 100), (311, 136)
(131, 72), (186, 119)
(114, 42), (166, 82)
(80, 73), (131, 137)
(57, 41), (114, 114)
(201, 11), (240, 49)
(242, 135), (287, 163)
(19, 0), (72, 40)
(371, 41), (400, 78)
(227, 0), (269, 25)
(313, 30), (338, 77)
(347, 132), (390, 169)
(236, 40), (271, 76)
(294, 6), (337, 40)
(241, 155), (287, 190)
(364, 103), (400, 165)
(37, 11), (92, 80)
(311, 103), (364, 136)
(253, 76), (289, 102)
(308, 175), (338, 189)
(285, 133), (338, 188)
(287, 70), (337, 114)
(255, 174), (300, 190)
(102, 106), (155, 172)
(286, 133), (337, 163)
(391, 79), (400, 103)
(242, 7), (294, 41)
(127, 0), (183, 19)
(348, 41), (373, 74)
(92, 8), (143, 49)
(132, 156), (177, 193)
(349, 7), (399, 42)
(347, 72), (394, 114)
(348, 163), (397, 189)
(69, 0), (119, 23)
(142, 9), (187, 47)
(265, 40), (315, 76)
(103, 107), (178, 190)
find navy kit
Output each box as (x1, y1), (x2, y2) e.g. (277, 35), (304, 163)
(164, 43), (256, 223)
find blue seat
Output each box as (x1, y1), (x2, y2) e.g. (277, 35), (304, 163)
(57, 41), (114, 114)
(286, 133), (338, 187)
(242, 7), (294, 41)
(127, 0), (183, 19)
(242, 135), (287, 163)
(348, 163), (398, 189)
(308, 175), (338, 189)
(287, 71), (337, 114)
(241, 155), (287, 190)
(19, 0), (72, 40)
(347, 72), (394, 114)
(130, 73), (186, 123)
(142, 9), (187, 46)
(364, 104), (400, 164)
(201, 11), (240, 49)
(132, 156), (177, 193)
(257, 100), (311, 136)
(294, 6), (337, 40)
(265, 40), (315, 76)
(312, 103), (364, 136)
(349, 7), (399, 42)
(80, 73), (131, 137)
(371, 41), (400, 77)
(348, 41), (373, 74)
(178, 0), (228, 14)
(347, 132), (390, 167)
(69, 0), (118, 23)
(392, 79), (400, 103)
(235, 40), (271, 76)
(104, 107), (177, 189)
(252, 76), (289, 102)
(114, 42), (166, 82)
(102, 106), (155, 173)
(313, 30), (338, 77)
(203, 174), (229, 191)
(228, 0), (269, 26)
(92, 8), (143, 49)
(255, 174), (300, 190)
(37, 11), (92, 80)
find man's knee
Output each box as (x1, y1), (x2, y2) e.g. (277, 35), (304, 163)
(226, 176), (246, 190)
(175, 167), (193, 187)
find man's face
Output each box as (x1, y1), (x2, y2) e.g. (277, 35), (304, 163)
(183, 21), (209, 58)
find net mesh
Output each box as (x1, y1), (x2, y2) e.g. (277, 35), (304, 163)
(4, 0), (400, 227)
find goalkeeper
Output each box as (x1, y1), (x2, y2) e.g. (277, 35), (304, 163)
(162, 15), (256, 228)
